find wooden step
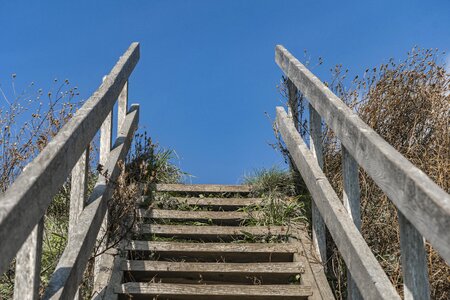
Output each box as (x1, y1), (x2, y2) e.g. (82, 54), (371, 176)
(140, 224), (290, 241)
(137, 209), (254, 224)
(123, 261), (304, 284)
(156, 183), (252, 193)
(172, 196), (263, 209)
(125, 241), (297, 262)
(116, 282), (312, 299)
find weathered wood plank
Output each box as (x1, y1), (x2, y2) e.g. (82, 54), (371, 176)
(91, 249), (123, 300)
(289, 240), (322, 300)
(116, 283), (312, 299)
(126, 240), (297, 253)
(287, 78), (300, 131)
(309, 104), (327, 264)
(137, 208), (251, 222)
(276, 107), (400, 299)
(123, 261), (304, 283)
(140, 224), (290, 240)
(125, 240), (296, 262)
(398, 212), (430, 300)
(42, 105), (139, 300)
(123, 260), (302, 273)
(342, 147), (362, 300)
(156, 184), (252, 193)
(168, 196), (264, 209)
(91, 248), (119, 300)
(69, 148), (89, 300)
(275, 45), (450, 263)
(95, 99), (113, 283)
(118, 81), (128, 132)
(0, 42), (140, 274)
(13, 218), (44, 300)
(69, 149), (89, 238)
(292, 228), (335, 300)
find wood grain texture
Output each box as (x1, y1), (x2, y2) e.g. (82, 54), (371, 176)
(123, 261), (304, 283)
(69, 149), (89, 240)
(91, 248), (119, 300)
(117, 81), (128, 132)
(126, 240), (297, 252)
(291, 229), (335, 300)
(69, 148), (89, 300)
(398, 212), (430, 300)
(0, 42), (140, 275)
(91, 250), (123, 300)
(123, 260), (302, 273)
(309, 104), (327, 264)
(137, 208), (251, 222)
(13, 218), (44, 300)
(116, 282), (312, 299)
(276, 107), (400, 299)
(140, 224), (290, 240)
(169, 196), (264, 208)
(342, 147), (362, 300)
(275, 45), (450, 263)
(156, 183), (252, 193)
(42, 105), (139, 300)
(96, 100), (113, 282)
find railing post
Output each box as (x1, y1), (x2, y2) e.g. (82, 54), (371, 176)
(95, 77), (113, 282)
(309, 104), (326, 264)
(287, 79), (299, 132)
(398, 212), (430, 300)
(13, 218), (44, 300)
(68, 148), (89, 299)
(69, 149), (89, 236)
(342, 147), (362, 299)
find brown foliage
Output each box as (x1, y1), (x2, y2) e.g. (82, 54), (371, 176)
(322, 47), (449, 299)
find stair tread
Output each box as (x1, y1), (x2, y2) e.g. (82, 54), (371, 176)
(137, 208), (253, 221)
(172, 196), (264, 207)
(126, 241), (298, 253)
(116, 282), (312, 297)
(123, 260), (304, 273)
(156, 183), (252, 193)
(140, 224), (290, 237)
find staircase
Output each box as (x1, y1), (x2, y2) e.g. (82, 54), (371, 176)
(2, 43), (447, 299)
(108, 183), (332, 300)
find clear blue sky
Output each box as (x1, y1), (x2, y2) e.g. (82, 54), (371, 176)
(1, 1), (449, 184)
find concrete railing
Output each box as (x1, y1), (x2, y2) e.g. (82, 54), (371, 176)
(275, 45), (450, 300)
(0, 42), (140, 299)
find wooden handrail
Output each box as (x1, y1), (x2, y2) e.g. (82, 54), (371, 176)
(275, 45), (449, 299)
(276, 108), (400, 299)
(43, 105), (139, 299)
(275, 45), (450, 262)
(0, 42), (140, 299)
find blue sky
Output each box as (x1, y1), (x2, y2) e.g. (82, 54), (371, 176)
(1, 0), (449, 184)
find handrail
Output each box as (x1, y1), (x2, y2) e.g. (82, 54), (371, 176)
(43, 105), (139, 299)
(276, 108), (399, 299)
(0, 42), (140, 299)
(275, 45), (450, 299)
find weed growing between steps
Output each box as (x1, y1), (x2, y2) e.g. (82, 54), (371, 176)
(242, 167), (309, 233)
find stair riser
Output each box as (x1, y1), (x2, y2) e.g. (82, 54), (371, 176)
(127, 251), (295, 263)
(124, 272), (299, 285)
(118, 295), (309, 300)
